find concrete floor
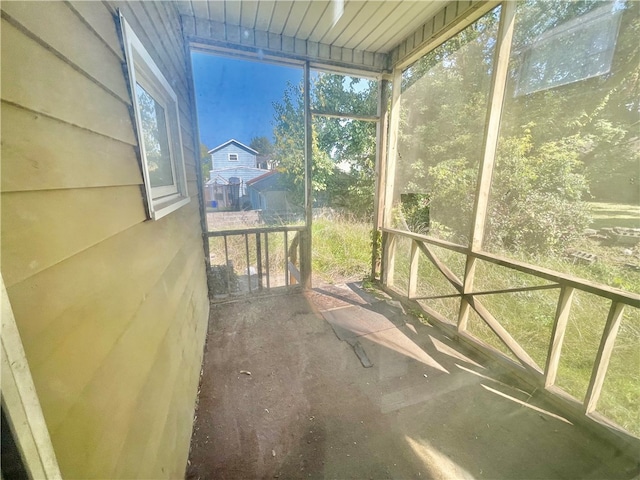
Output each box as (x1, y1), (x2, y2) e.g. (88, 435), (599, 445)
(186, 283), (639, 480)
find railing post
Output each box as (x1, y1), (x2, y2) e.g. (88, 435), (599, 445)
(544, 286), (575, 388)
(299, 229), (311, 288)
(255, 233), (263, 290)
(382, 232), (396, 288)
(223, 236), (231, 294)
(284, 230), (289, 287)
(244, 234), (252, 293)
(584, 302), (625, 414)
(408, 240), (419, 299)
(264, 233), (270, 289)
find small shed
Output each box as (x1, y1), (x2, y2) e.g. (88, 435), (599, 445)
(204, 177), (241, 210)
(247, 171), (291, 213)
(206, 166), (267, 199)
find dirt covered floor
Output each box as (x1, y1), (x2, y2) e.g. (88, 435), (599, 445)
(186, 284), (638, 480)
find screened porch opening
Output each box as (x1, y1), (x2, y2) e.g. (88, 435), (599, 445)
(183, 0), (639, 473)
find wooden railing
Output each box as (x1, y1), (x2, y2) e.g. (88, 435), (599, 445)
(206, 225), (306, 297)
(381, 227), (640, 444)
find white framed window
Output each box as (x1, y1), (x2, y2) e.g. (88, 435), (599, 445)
(228, 153), (239, 162)
(120, 13), (190, 220)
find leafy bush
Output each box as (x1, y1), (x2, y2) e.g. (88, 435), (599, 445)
(483, 129), (591, 254)
(398, 193), (431, 234)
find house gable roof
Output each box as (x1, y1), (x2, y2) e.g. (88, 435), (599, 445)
(208, 139), (259, 155)
(246, 171), (284, 192)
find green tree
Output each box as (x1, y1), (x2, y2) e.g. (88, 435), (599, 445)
(396, 8), (500, 242)
(313, 73), (379, 218)
(200, 143), (211, 182)
(249, 136), (274, 155)
(271, 81), (334, 205)
(271, 74), (379, 218)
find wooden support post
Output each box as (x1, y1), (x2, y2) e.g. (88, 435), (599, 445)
(284, 230), (289, 287)
(1, 274), (62, 478)
(384, 68), (402, 229)
(264, 233), (271, 289)
(408, 240), (419, 299)
(382, 231), (396, 288)
(584, 302), (625, 414)
(380, 69), (402, 288)
(255, 233), (263, 290)
(244, 234), (252, 293)
(223, 236), (231, 294)
(544, 286), (575, 388)
(372, 79), (389, 279)
(185, 46), (211, 272)
(288, 231), (300, 286)
(467, 2), (515, 250)
(301, 61), (313, 289)
(458, 2), (516, 332)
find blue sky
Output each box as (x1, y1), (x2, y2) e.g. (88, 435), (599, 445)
(191, 52), (303, 150)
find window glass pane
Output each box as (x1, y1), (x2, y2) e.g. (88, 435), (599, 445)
(484, 0), (639, 294)
(135, 82), (174, 189)
(515, 3), (622, 96)
(191, 53), (304, 228)
(392, 7), (501, 245)
(311, 72), (378, 116)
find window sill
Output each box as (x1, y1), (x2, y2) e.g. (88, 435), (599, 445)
(151, 194), (190, 221)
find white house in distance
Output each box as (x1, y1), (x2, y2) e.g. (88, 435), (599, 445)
(205, 139), (267, 210)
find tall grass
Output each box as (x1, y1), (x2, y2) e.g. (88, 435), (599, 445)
(311, 216), (372, 284)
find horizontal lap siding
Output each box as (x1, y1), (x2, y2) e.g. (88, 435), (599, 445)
(213, 146), (257, 169)
(0, 1), (208, 479)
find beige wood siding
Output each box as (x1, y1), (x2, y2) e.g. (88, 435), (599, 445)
(1, 1), (209, 478)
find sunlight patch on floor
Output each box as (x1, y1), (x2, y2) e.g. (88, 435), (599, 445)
(364, 328), (449, 374)
(481, 384), (573, 425)
(405, 436), (475, 480)
(430, 335), (484, 369)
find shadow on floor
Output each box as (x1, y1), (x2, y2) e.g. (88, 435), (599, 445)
(186, 284), (639, 480)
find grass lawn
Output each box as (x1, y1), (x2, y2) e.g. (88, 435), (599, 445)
(589, 202), (640, 230)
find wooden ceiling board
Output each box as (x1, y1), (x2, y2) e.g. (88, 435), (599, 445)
(339, 1), (399, 50)
(189, 1), (210, 22)
(306, 1), (338, 42)
(333, 0), (386, 48)
(368, 2), (442, 52)
(207, 1), (225, 22)
(292, 1), (331, 40)
(239, 1), (259, 29)
(356, 1), (425, 51)
(268, 1), (294, 34)
(224, 0), (242, 26)
(179, 0), (453, 64)
(175, 1), (194, 17)
(281, 1), (312, 38)
(318, 0), (368, 45)
(254, 1), (276, 31)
